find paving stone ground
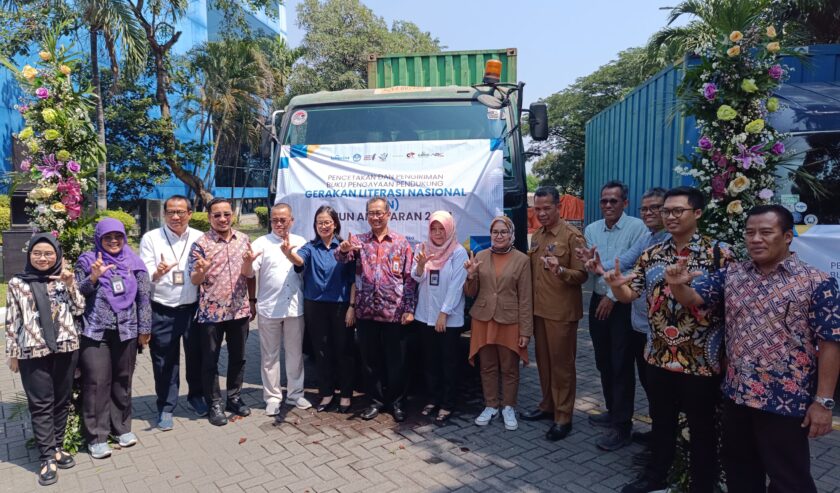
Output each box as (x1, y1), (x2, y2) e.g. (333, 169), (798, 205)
(2, 291), (839, 492)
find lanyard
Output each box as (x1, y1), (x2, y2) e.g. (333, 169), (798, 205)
(164, 227), (189, 266)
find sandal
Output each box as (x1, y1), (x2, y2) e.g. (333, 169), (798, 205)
(421, 404), (436, 417)
(55, 449), (75, 469)
(38, 458), (57, 486)
(435, 409), (452, 423)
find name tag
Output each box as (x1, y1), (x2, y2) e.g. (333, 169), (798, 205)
(429, 270), (440, 286)
(391, 256), (401, 274)
(172, 270), (185, 285)
(111, 275), (126, 295)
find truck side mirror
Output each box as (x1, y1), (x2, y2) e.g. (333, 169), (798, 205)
(528, 103), (549, 141)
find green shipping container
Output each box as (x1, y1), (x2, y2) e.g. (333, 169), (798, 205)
(367, 48), (517, 89)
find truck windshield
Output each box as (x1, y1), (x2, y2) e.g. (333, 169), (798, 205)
(779, 132), (840, 225)
(284, 101), (506, 145)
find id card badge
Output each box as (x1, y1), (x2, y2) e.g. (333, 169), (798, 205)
(172, 270), (185, 285)
(429, 270), (440, 286)
(391, 255), (401, 274)
(111, 275), (126, 295)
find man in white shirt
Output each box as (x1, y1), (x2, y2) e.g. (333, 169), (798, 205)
(139, 195), (206, 430)
(242, 203), (312, 415)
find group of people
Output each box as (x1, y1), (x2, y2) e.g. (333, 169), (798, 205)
(4, 184), (838, 492)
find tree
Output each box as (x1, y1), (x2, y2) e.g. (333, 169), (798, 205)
(78, 0), (147, 211)
(0, 1), (73, 60)
(125, 0), (277, 205)
(526, 173), (540, 192)
(291, 0), (440, 94)
(531, 48), (665, 195)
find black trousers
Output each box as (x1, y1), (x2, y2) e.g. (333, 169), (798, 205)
(631, 329), (649, 396)
(150, 302), (202, 413)
(588, 293), (635, 432)
(357, 319), (408, 407)
(18, 351), (78, 460)
(644, 365), (720, 492)
(419, 321), (461, 410)
(304, 299), (355, 399)
(722, 399), (816, 493)
(199, 317), (250, 406)
(79, 331), (137, 444)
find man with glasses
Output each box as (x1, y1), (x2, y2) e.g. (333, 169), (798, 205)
(520, 186), (587, 441)
(139, 195), (206, 430)
(578, 187), (669, 455)
(581, 181), (647, 451)
(665, 205), (839, 493)
(242, 203), (312, 416)
(188, 198), (253, 426)
(603, 186), (735, 493)
(337, 197), (417, 422)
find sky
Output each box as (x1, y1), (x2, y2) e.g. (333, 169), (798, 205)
(280, 0), (686, 105)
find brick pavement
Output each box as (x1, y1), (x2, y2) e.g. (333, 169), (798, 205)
(2, 292), (839, 492)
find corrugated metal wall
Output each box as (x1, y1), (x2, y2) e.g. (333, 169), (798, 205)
(368, 49), (517, 88)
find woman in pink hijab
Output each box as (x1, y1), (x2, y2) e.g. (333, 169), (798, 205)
(410, 211), (468, 422)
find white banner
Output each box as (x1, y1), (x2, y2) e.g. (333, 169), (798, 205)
(791, 225), (840, 280)
(275, 139), (504, 248)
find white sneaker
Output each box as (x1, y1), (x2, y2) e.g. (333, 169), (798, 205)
(502, 406), (518, 431)
(474, 407), (499, 426)
(287, 397), (312, 410)
(265, 401), (281, 416)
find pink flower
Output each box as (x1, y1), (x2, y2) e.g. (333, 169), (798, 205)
(36, 153), (62, 179)
(768, 65), (783, 80)
(771, 142), (785, 155)
(698, 136), (713, 151)
(711, 175), (727, 199)
(758, 188), (774, 200)
(35, 87), (49, 99)
(51, 230), (59, 238)
(712, 151), (728, 168)
(67, 160), (81, 173)
(65, 203), (82, 220)
(18, 105), (29, 114)
(20, 159), (31, 171)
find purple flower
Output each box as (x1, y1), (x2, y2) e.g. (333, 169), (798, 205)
(36, 153), (62, 179)
(758, 188), (774, 200)
(66, 160), (81, 173)
(18, 105), (29, 114)
(20, 159), (31, 171)
(35, 87), (49, 99)
(698, 136), (713, 151)
(703, 83), (717, 101)
(768, 65), (783, 80)
(771, 142), (785, 155)
(734, 144), (766, 170)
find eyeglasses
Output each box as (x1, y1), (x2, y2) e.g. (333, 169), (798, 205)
(165, 210), (189, 217)
(639, 205), (663, 214)
(101, 233), (124, 243)
(31, 251), (56, 259)
(211, 212), (233, 219)
(600, 198), (621, 206)
(366, 211), (387, 218)
(270, 218), (291, 225)
(316, 221), (334, 228)
(490, 230), (510, 237)
(660, 207), (694, 218)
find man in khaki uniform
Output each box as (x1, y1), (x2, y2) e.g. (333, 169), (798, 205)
(521, 186), (587, 441)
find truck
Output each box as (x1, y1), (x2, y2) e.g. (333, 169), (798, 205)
(583, 44), (840, 228)
(268, 48), (548, 253)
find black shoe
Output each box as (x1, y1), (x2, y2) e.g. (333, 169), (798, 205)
(316, 399), (337, 413)
(38, 459), (57, 486)
(632, 448), (652, 467)
(55, 449), (75, 469)
(620, 475), (667, 493)
(338, 403), (352, 414)
(588, 412), (612, 428)
(520, 409), (553, 421)
(225, 398), (251, 417)
(361, 404), (381, 420)
(392, 403), (406, 423)
(632, 430), (652, 445)
(545, 422), (573, 441)
(596, 429), (632, 451)
(208, 403), (228, 426)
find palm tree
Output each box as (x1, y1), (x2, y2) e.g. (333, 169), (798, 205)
(77, 0), (147, 211)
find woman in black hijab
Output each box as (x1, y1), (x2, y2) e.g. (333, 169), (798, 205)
(4, 233), (85, 486)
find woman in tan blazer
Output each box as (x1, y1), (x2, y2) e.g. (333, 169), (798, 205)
(464, 216), (533, 431)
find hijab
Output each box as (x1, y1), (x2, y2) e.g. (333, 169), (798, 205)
(489, 216), (515, 254)
(77, 218), (147, 311)
(14, 233), (63, 352)
(424, 211), (459, 271)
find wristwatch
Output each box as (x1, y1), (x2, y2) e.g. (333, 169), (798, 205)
(815, 396), (835, 410)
